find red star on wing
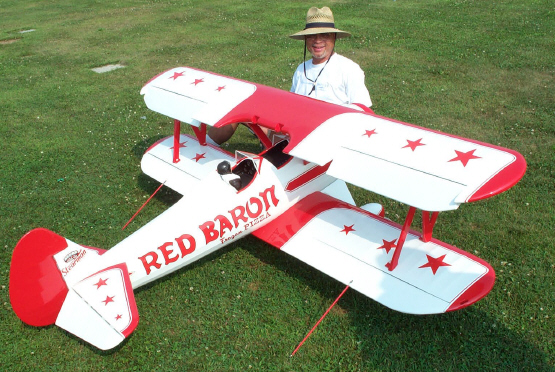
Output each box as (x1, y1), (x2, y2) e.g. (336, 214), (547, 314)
(419, 254), (451, 274)
(448, 149), (481, 167)
(378, 239), (397, 254)
(191, 78), (204, 86)
(216, 86), (226, 92)
(93, 277), (108, 289)
(363, 129), (377, 138)
(192, 153), (206, 162)
(403, 138), (425, 151)
(340, 224), (355, 235)
(170, 141), (187, 150)
(169, 71), (185, 80)
(115, 314), (122, 321)
(102, 295), (115, 306)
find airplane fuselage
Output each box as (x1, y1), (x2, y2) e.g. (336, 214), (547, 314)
(85, 150), (336, 289)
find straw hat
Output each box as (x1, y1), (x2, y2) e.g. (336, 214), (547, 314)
(289, 7), (351, 40)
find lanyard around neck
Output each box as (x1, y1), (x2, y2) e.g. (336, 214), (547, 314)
(303, 42), (334, 96)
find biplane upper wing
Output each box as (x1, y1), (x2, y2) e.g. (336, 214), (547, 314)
(284, 112), (527, 211)
(253, 192), (495, 314)
(141, 67), (526, 210)
(141, 67), (257, 127)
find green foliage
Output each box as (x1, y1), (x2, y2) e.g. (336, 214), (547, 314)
(1, 0), (553, 370)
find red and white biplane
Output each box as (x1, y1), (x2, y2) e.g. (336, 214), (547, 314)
(10, 67), (526, 350)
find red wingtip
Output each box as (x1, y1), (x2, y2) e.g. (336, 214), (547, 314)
(468, 149), (527, 203)
(447, 265), (496, 312)
(9, 228), (69, 326)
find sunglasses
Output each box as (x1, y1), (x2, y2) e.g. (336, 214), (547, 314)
(305, 33), (335, 40)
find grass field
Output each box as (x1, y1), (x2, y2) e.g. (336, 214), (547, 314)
(1, 0), (553, 370)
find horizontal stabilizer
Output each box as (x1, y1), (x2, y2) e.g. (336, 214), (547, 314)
(10, 228), (106, 327)
(56, 264), (139, 350)
(10, 229), (137, 350)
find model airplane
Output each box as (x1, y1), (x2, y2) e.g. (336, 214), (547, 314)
(9, 67), (526, 350)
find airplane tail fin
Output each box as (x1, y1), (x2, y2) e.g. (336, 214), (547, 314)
(10, 228), (139, 350)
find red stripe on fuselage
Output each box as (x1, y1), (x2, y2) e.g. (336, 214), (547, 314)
(285, 162), (331, 192)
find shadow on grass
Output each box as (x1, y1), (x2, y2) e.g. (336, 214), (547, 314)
(241, 236), (554, 372)
(59, 326), (133, 356)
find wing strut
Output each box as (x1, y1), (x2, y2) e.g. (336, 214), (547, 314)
(172, 120), (210, 163)
(173, 119), (181, 163)
(421, 211), (440, 242)
(247, 123), (272, 149)
(385, 208), (440, 271)
(191, 123), (208, 146)
(386, 206), (416, 271)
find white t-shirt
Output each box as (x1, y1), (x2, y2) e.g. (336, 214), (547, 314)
(290, 53), (372, 107)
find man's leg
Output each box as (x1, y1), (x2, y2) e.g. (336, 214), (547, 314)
(207, 123), (240, 145)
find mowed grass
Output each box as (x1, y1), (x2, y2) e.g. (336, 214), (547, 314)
(1, 0), (553, 370)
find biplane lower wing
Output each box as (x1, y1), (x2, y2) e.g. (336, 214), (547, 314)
(253, 192), (494, 314)
(142, 134), (234, 194)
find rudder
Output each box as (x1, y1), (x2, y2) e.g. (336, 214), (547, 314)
(10, 228), (71, 326)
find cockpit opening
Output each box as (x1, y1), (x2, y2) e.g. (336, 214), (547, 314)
(261, 140), (292, 169)
(232, 158), (257, 190)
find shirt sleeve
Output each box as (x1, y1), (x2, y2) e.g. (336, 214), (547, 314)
(290, 75), (297, 93)
(345, 66), (372, 107)
(291, 64), (302, 93)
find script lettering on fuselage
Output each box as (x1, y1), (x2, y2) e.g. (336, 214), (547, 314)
(138, 185), (279, 276)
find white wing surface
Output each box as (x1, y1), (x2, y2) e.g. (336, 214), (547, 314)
(253, 192), (495, 314)
(141, 134), (234, 194)
(141, 67), (526, 211)
(141, 67), (256, 127)
(287, 113), (521, 211)
(55, 264), (138, 350)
